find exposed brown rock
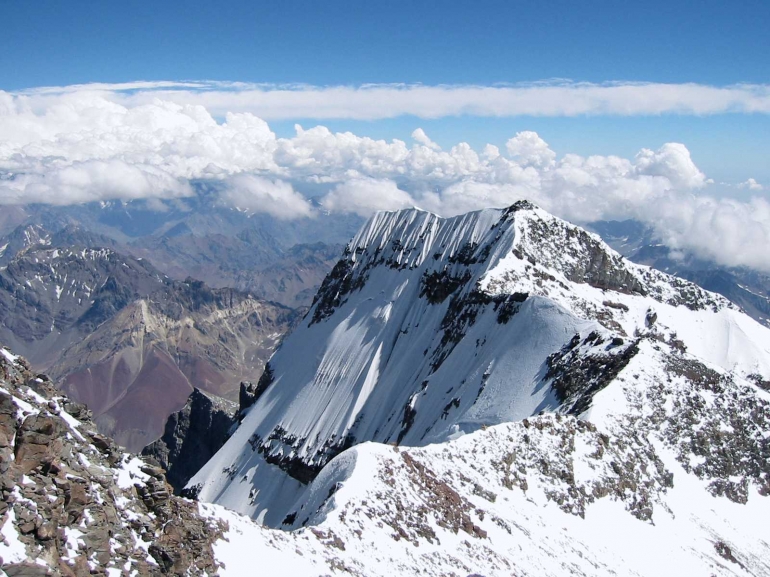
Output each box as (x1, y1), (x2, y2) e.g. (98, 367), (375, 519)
(0, 347), (227, 576)
(14, 415), (64, 474)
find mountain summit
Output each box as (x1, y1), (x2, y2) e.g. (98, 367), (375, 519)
(188, 200), (769, 516)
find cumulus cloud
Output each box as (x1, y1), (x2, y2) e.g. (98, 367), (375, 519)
(648, 195), (770, 272)
(0, 160), (192, 205)
(738, 178), (764, 191)
(634, 143), (707, 189)
(0, 91), (281, 211)
(321, 179), (416, 216)
(1, 85), (770, 271)
(219, 175), (312, 219)
(505, 131), (556, 168)
(411, 128), (441, 150)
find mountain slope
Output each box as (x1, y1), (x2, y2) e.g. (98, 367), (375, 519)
(0, 346), (225, 576)
(204, 378), (770, 576)
(589, 219), (770, 328)
(187, 201), (770, 535)
(0, 246), (300, 451)
(127, 233), (342, 308)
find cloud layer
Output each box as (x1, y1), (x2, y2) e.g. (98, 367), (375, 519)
(1, 85), (769, 272)
(11, 80), (770, 120)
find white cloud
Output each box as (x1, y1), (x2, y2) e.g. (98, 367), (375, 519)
(11, 80), (770, 120)
(0, 160), (192, 205)
(1, 85), (770, 271)
(219, 175), (312, 219)
(418, 181), (532, 218)
(505, 131), (556, 168)
(648, 195), (770, 272)
(321, 179), (416, 216)
(738, 178), (764, 191)
(411, 128), (441, 150)
(634, 143), (706, 189)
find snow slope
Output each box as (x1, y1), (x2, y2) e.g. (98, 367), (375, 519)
(198, 336), (770, 576)
(189, 201), (770, 534)
(201, 336), (770, 575)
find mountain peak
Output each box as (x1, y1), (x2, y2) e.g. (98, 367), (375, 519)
(188, 202), (769, 529)
(315, 201), (729, 328)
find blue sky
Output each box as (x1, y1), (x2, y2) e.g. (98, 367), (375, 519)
(3, 0), (769, 87)
(0, 0), (770, 181)
(1, 0), (769, 186)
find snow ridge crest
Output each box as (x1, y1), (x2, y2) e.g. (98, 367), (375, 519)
(313, 200), (729, 327)
(188, 200), (770, 547)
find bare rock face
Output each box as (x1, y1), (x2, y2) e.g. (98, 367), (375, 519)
(0, 347), (226, 576)
(0, 245), (302, 452)
(142, 388), (237, 494)
(13, 414), (65, 475)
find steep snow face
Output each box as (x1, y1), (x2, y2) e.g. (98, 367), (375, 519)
(197, 338), (770, 577)
(189, 201), (770, 525)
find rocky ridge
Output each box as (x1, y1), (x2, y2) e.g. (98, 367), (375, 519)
(0, 347), (224, 576)
(142, 389), (238, 494)
(2, 331), (768, 576)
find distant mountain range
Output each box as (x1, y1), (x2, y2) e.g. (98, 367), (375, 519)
(0, 192), (363, 308)
(0, 243), (302, 451)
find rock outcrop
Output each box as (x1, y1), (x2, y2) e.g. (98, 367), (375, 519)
(0, 347), (224, 576)
(142, 389), (237, 494)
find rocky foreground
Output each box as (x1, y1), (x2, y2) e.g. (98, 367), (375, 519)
(0, 348), (223, 576)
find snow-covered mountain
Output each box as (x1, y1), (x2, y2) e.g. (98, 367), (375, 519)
(5, 201), (770, 576)
(186, 198), (770, 568)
